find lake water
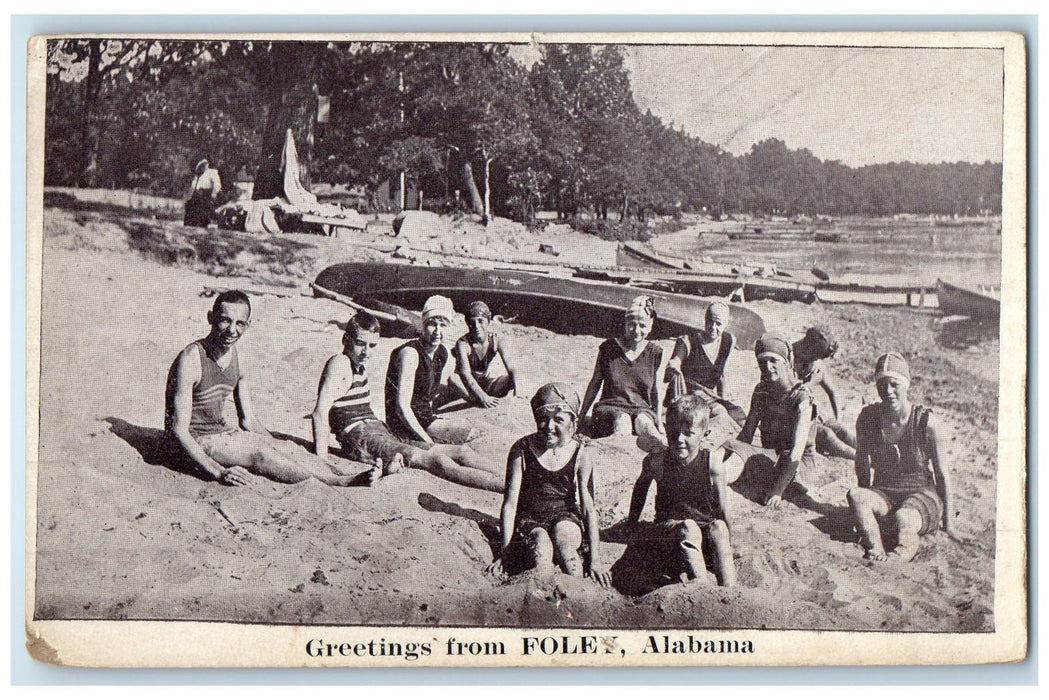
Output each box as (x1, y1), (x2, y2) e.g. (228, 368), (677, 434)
(652, 219), (1003, 288)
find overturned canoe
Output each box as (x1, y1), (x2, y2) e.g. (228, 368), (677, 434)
(936, 279), (1001, 320)
(314, 261), (766, 349)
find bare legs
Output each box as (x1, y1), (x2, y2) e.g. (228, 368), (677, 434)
(816, 421), (857, 460)
(847, 487), (922, 562)
(406, 446), (504, 493)
(199, 431), (365, 486)
(525, 521), (584, 576)
(675, 519), (736, 587)
(634, 413), (668, 453)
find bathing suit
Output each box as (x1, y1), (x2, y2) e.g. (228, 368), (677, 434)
(328, 362), (378, 438)
(653, 449), (720, 527)
(510, 436), (584, 537)
(858, 403), (943, 534)
(385, 339), (449, 438)
(678, 330), (735, 394)
(164, 341), (240, 438)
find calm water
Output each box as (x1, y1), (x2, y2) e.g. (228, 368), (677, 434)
(654, 219), (1002, 288)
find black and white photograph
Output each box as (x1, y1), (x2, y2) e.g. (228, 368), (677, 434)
(25, 31), (1026, 667)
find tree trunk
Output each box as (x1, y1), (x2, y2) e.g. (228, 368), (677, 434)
(78, 39), (104, 188)
(460, 160), (484, 215)
(252, 43), (320, 200)
(620, 192), (629, 221)
(482, 154), (492, 225)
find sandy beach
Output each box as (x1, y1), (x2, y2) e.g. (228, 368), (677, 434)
(32, 204), (999, 632)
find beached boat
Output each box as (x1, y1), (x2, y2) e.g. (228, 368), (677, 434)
(936, 279), (1001, 319)
(314, 261), (767, 349)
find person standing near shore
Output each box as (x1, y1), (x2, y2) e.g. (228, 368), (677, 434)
(183, 158), (222, 228)
(848, 353), (958, 563)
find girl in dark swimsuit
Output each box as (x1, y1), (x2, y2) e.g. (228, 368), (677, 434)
(487, 383), (610, 586)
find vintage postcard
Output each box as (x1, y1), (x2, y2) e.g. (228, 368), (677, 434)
(25, 31), (1026, 668)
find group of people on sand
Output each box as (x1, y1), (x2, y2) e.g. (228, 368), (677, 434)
(164, 288), (958, 592)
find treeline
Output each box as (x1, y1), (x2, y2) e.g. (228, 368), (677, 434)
(44, 39), (1002, 223)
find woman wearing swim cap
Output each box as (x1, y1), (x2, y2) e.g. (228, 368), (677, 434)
(579, 295), (667, 452)
(725, 334), (819, 508)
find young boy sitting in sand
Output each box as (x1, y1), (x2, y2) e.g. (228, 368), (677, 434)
(165, 290), (363, 487)
(386, 295), (473, 444)
(454, 300), (520, 408)
(580, 295), (667, 452)
(847, 352), (958, 563)
(725, 334), (818, 508)
(312, 310), (504, 493)
(487, 384), (610, 586)
(627, 395), (737, 587)
(793, 327), (856, 460)
(664, 300), (747, 426)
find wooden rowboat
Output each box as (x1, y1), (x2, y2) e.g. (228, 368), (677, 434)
(314, 261), (767, 349)
(936, 279), (1001, 320)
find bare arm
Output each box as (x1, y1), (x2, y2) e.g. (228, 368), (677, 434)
(709, 448), (732, 530)
(494, 335), (521, 396)
(580, 359), (605, 419)
(576, 449), (610, 586)
(234, 352), (270, 436)
(393, 346), (434, 443)
(454, 338), (492, 405)
(498, 446), (525, 553)
(820, 374), (842, 421)
(168, 349), (246, 485)
(766, 395), (814, 503)
(652, 344), (666, 423)
(854, 410), (874, 488)
(927, 417), (958, 537)
(736, 389), (761, 443)
(310, 354), (351, 458)
(627, 454), (659, 523)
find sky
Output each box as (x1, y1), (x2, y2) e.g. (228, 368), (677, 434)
(623, 44), (1004, 167)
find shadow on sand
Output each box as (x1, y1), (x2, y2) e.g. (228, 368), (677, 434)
(104, 417), (204, 479)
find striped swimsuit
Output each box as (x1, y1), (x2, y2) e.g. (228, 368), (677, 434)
(328, 364), (378, 437)
(164, 342), (240, 437)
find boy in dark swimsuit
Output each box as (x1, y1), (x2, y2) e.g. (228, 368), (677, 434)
(454, 301), (520, 408)
(312, 311), (503, 493)
(487, 384), (610, 586)
(848, 353), (958, 562)
(165, 290), (361, 487)
(628, 395), (737, 587)
(580, 295), (667, 452)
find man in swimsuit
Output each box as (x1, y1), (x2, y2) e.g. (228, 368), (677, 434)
(848, 352), (958, 563)
(165, 290), (363, 487)
(312, 310), (503, 493)
(386, 295), (472, 444)
(454, 300), (520, 408)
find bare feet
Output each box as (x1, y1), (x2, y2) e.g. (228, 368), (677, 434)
(384, 453), (405, 476)
(863, 548), (889, 563)
(886, 543), (918, 562)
